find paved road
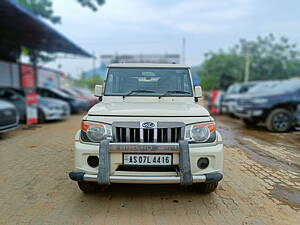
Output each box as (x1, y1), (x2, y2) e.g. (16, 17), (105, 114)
(0, 115), (299, 225)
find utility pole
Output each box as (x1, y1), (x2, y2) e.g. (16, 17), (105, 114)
(244, 50), (251, 83)
(182, 37), (186, 64)
(92, 52), (96, 76)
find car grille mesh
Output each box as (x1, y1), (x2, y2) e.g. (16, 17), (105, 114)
(0, 109), (17, 126)
(114, 124), (183, 143)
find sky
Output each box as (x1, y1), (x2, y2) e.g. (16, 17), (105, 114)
(45, 0), (300, 78)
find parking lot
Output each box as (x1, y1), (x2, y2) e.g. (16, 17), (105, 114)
(0, 114), (299, 225)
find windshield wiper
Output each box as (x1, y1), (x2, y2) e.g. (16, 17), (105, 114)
(124, 89), (156, 97)
(158, 90), (192, 99)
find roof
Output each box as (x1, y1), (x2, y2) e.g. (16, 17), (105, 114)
(108, 63), (190, 68)
(0, 0), (91, 57)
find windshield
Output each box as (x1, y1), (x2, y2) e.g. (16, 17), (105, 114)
(270, 80), (300, 92)
(104, 68), (193, 97)
(50, 88), (72, 98)
(227, 84), (241, 94)
(247, 81), (280, 94)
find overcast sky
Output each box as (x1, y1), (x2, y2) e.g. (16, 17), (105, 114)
(45, 0), (300, 77)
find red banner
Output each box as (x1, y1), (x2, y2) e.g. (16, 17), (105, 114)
(21, 64), (35, 88)
(21, 64), (38, 125)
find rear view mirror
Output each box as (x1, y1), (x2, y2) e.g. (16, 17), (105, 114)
(194, 86), (202, 98)
(95, 85), (103, 97)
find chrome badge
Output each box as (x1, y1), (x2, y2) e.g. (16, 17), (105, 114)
(140, 122), (157, 129)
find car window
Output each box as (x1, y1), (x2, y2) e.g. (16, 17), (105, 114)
(105, 68), (193, 96)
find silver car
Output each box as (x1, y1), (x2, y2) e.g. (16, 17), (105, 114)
(38, 97), (71, 123)
(0, 99), (19, 133)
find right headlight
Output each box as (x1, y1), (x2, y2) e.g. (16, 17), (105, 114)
(81, 121), (112, 143)
(185, 122), (216, 143)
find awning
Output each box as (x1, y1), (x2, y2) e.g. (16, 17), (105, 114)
(0, 0), (92, 57)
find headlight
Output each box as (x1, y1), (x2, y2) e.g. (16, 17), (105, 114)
(81, 121), (112, 143)
(185, 122), (216, 143)
(251, 98), (268, 104)
(43, 103), (56, 110)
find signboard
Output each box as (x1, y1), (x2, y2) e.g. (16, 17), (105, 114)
(21, 64), (38, 125)
(38, 67), (61, 88)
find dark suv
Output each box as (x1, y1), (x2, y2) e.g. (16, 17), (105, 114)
(235, 79), (300, 132)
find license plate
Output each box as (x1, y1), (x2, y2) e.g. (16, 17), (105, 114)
(123, 154), (172, 166)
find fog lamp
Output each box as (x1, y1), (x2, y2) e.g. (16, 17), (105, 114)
(197, 157), (209, 169)
(87, 156), (99, 168)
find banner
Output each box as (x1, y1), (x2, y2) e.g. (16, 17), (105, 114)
(21, 64), (38, 125)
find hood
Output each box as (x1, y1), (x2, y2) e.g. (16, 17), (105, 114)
(88, 101), (210, 117)
(241, 91), (288, 100)
(224, 93), (243, 101)
(38, 97), (68, 106)
(0, 99), (15, 110)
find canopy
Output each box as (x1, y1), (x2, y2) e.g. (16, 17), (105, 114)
(0, 0), (91, 57)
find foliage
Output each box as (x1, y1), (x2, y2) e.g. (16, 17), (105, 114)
(63, 74), (103, 90)
(16, 0), (61, 24)
(198, 34), (300, 90)
(16, 0), (105, 24)
(79, 75), (104, 90)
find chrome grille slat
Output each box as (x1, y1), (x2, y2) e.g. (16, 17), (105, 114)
(114, 126), (182, 143)
(126, 128), (130, 142)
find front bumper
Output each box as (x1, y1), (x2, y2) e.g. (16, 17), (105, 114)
(0, 122), (19, 133)
(234, 106), (264, 118)
(69, 172), (223, 184)
(45, 109), (70, 121)
(70, 131), (224, 185)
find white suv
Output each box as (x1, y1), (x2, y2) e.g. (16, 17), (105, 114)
(69, 63), (224, 194)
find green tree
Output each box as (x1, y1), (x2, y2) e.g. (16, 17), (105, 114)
(199, 52), (245, 90)
(199, 34), (300, 91)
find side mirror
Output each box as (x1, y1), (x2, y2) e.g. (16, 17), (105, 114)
(194, 86), (202, 98)
(95, 85), (103, 97)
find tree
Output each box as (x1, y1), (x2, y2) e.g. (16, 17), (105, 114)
(16, 0), (105, 24)
(198, 34), (300, 91)
(199, 52), (245, 90)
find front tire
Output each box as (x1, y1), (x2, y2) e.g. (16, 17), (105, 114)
(38, 109), (46, 124)
(193, 182), (219, 194)
(266, 108), (293, 132)
(77, 181), (99, 193)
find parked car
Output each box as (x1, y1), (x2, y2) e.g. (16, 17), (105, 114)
(0, 99), (19, 133)
(221, 82), (257, 116)
(37, 87), (87, 114)
(296, 104), (300, 130)
(0, 88), (70, 123)
(234, 79), (300, 132)
(72, 88), (98, 107)
(60, 87), (92, 109)
(207, 90), (224, 114)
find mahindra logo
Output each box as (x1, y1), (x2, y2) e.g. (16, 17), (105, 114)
(141, 122), (156, 129)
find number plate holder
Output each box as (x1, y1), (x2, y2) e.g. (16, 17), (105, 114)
(122, 153), (173, 166)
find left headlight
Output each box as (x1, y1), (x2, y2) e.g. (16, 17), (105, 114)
(81, 121), (112, 143)
(251, 98), (268, 104)
(185, 122), (216, 143)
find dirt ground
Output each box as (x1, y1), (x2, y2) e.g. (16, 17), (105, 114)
(0, 114), (299, 225)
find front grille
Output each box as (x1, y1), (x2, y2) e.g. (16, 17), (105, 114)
(113, 122), (184, 143)
(237, 99), (253, 105)
(0, 109), (17, 126)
